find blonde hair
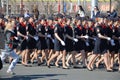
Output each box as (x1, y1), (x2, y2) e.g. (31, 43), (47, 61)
(4, 22), (14, 32)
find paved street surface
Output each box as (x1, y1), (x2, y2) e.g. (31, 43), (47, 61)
(0, 64), (120, 80)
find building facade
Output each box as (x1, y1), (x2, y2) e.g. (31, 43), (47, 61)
(0, 0), (120, 16)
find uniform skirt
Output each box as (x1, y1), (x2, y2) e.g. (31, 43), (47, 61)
(100, 39), (108, 54)
(40, 38), (47, 50)
(109, 40), (119, 53)
(65, 39), (74, 52)
(36, 39), (41, 50)
(85, 39), (94, 52)
(19, 39), (27, 51)
(54, 39), (65, 51)
(93, 37), (101, 54)
(46, 38), (54, 49)
(27, 37), (36, 49)
(74, 39), (86, 52)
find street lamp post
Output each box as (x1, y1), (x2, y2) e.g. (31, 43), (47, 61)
(58, 0), (60, 13)
(6, 0), (8, 15)
(62, 0), (64, 13)
(0, 0), (1, 7)
(21, 0), (23, 14)
(77, 0), (80, 6)
(109, 0), (112, 12)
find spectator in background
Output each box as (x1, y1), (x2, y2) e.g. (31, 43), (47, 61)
(77, 5), (85, 17)
(0, 14), (5, 31)
(107, 11), (111, 17)
(24, 9), (30, 18)
(32, 5), (39, 20)
(110, 9), (117, 18)
(91, 6), (100, 20)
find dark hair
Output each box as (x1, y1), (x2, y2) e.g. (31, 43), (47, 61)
(79, 5), (85, 12)
(94, 6), (99, 11)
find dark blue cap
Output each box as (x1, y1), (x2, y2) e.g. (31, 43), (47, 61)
(48, 16), (54, 21)
(81, 17), (87, 21)
(87, 18), (94, 22)
(56, 13), (64, 18)
(76, 16), (81, 20)
(10, 15), (16, 19)
(24, 17), (29, 21)
(0, 14), (4, 19)
(18, 14), (24, 18)
(29, 14), (34, 18)
(65, 15), (72, 20)
(39, 16), (46, 21)
(4, 18), (8, 22)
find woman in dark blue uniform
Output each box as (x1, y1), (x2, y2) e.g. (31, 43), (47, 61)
(37, 17), (48, 64)
(81, 19), (95, 67)
(17, 15), (28, 66)
(106, 18), (118, 69)
(64, 15), (78, 68)
(31, 19), (42, 66)
(108, 18), (120, 71)
(47, 13), (68, 69)
(46, 17), (54, 59)
(26, 15), (38, 64)
(74, 17), (87, 68)
(82, 19), (95, 52)
(116, 21), (120, 71)
(87, 16), (113, 71)
(81, 18), (92, 68)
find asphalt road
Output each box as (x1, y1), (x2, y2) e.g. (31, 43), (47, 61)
(0, 64), (120, 80)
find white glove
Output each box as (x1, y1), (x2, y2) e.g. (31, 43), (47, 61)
(85, 42), (89, 46)
(34, 36), (39, 41)
(14, 37), (18, 40)
(73, 38), (78, 42)
(110, 39), (115, 46)
(84, 35), (89, 39)
(52, 39), (55, 43)
(107, 37), (111, 41)
(60, 41), (65, 46)
(47, 34), (51, 38)
(119, 37), (120, 39)
(25, 36), (28, 40)
(93, 38), (96, 41)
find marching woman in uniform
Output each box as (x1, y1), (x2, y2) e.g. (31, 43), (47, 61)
(26, 15), (38, 64)
(17, 15), (28, 66)
(37, 17), (48, 64)
(87, 16), (113, 71)
(46, 16), (55, 59)
(81, 18), (90, 68)
(117, 21), (120, 71)
(55, 14), (67, 68)
(107, 18), (116, 69)
(106, 18), (118, 69)
(64, 15), (78, 68)
(74, 17), (87, 68)
(87, 19), (95, 53)
(33, 19), (42, 66)
(81, 19), (95, 67)
(47, 13), (68, 69)
(1, 22), (19, 74)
